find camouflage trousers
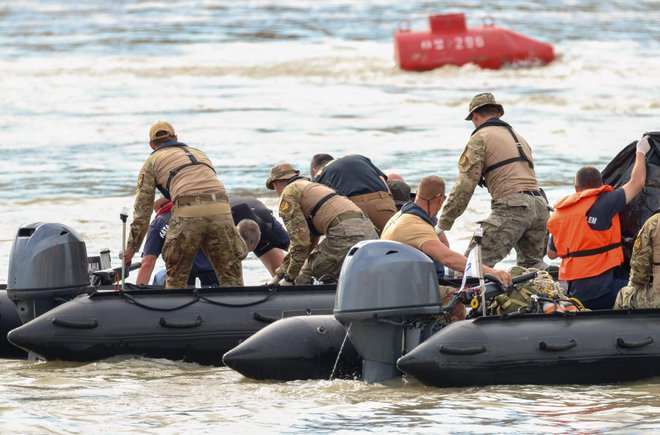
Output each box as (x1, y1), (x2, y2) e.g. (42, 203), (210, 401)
(465, 192), (549, 269)
(614, 284), (660, 309)
(349, 192), (397, 234)
(162, 211), (247, 289)
(296, 217), (379, 284)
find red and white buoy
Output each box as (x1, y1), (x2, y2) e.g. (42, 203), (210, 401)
(394, 13), (555, 71)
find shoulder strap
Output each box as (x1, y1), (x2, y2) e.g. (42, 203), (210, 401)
(306, 193), (338, 236)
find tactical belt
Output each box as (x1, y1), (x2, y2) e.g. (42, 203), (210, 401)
(327, 211), (365, 229)
(348, 191), (390, 202)
(520, 190), (543, 197)
(563, 242), (622, 258)
(175, 193), (228, 206)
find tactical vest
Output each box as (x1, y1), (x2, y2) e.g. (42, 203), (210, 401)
(286, 178), (359, 236)
(471, 119), (538, 197)
(151, 141), (217, 200)
(547, 185), (624, 281)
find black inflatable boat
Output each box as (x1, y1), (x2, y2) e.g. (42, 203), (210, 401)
(8, 284), (336, 365)
(224, 240), (660, 387)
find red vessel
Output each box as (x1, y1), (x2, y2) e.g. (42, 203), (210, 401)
(394, 13), (555, 71)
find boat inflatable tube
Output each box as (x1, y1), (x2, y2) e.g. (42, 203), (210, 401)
(223, 314), (361, 381)
(397, 309), (660, 387)
(7, 285), (336, 365)
(395, 13), (555, 71)
(0, 289), (26, 359)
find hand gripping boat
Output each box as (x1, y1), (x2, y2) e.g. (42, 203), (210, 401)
(394, 13), (555, 71)
(224, 240), (660, 387)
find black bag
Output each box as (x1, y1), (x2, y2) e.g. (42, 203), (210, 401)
(601, 132), (660, 271)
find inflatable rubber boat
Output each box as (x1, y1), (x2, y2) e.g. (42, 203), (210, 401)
(223, 240), (660, 387)
(3, 223), (336, 365)
(8, 284), (336, 365)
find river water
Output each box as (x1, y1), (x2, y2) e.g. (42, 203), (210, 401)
(1, 0), (660, 432)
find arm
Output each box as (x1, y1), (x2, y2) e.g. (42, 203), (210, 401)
(622, 147), (648, 204)
(136, 254), (157, 285)
(420, 239), (512, 285)
(437, 230), (450, 248)
(546, 235), (558, 259)
(437, 138), (486, 231)
(275, 190), (312, 280)
(124, 162), (157, 259)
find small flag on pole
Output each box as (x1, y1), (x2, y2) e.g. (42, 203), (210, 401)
(460, 246), (480, 291)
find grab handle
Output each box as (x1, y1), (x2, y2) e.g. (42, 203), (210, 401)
(52, 318), (98, 329)
(617, 336), (654, 349)
(159, 316), (203, 328)
(439, 344), (486, 355)
(539, 338), (576, 352)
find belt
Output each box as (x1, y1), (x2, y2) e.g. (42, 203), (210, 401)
(327, 211), (364, 229)
(348, 191), (389, 202)
(174, 193), (228, 207)
(520, 190), (543, 197)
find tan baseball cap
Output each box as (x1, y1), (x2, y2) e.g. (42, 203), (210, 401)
(149, 121), (176, 141)
(465, 92), (504, 121)
(266, 163), (300, 190)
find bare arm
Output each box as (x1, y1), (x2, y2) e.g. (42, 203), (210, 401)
(420, 239), (512, 285)
(136, 254), (157, 285)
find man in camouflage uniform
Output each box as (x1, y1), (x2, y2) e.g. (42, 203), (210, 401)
(437, 92), (550, 269)
(266, 162), (378, 285)
(614, 212), (660, 309)
(120, 121), (247, 288)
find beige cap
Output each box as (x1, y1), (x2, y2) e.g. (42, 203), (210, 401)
(266, 163), (300, 190)
(149, 121), (176, 141)
(465, 92), (504, 121)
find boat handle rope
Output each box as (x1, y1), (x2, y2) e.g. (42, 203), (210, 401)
(159, 316), (203, 328)
(439, 344), (486, 355)
(52, 318), (99, 329)
(195, 288), (278, 308)
(616, 336), (654, 349)
(539, 338), (577, 352)
(120, 292), (201, 311)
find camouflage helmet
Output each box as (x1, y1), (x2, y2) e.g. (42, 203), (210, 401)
(266, 163), (300, 190)
(465, 92), (504, 121)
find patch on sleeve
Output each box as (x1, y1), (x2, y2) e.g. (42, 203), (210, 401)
(137, 173), (144, 189)
(279, 199), (292, 214)
(458, 153), (470, 168)
(633, 236), (642, 252)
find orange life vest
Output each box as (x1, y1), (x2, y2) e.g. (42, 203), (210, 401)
(547, 185), (623, 280)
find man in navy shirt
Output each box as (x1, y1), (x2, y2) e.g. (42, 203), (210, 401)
(546, 136), (650, 309)
(137, 197), (289, 286)
(310, 154), (396, 233)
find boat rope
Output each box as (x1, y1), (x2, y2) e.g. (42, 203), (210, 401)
(120, 292), (201, 311)
(195, 288), (278, 307)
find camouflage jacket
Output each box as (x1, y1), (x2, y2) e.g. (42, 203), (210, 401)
(126, 156), (158, 252)
(629, 213), (660, 287)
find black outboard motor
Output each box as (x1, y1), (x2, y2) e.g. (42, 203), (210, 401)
(334, 240), (441, 383)
(6, 223), (95, 324)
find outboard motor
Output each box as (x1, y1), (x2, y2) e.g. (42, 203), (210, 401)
(334, 240), (441, 383)
(6, 223), (95, 324)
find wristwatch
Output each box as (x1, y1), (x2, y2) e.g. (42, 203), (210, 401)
(283, 274), (295, 284)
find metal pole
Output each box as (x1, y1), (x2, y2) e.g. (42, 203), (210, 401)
(473, 227), (487, 317)
(120, 207), (129, 291)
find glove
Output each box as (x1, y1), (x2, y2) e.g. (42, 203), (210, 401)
(269, 275), (282, 286)
(636, 135), (651, 155)
(279, 279), (295, 286)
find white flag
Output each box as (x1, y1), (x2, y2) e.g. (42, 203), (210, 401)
(459, 246), (480, 290)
